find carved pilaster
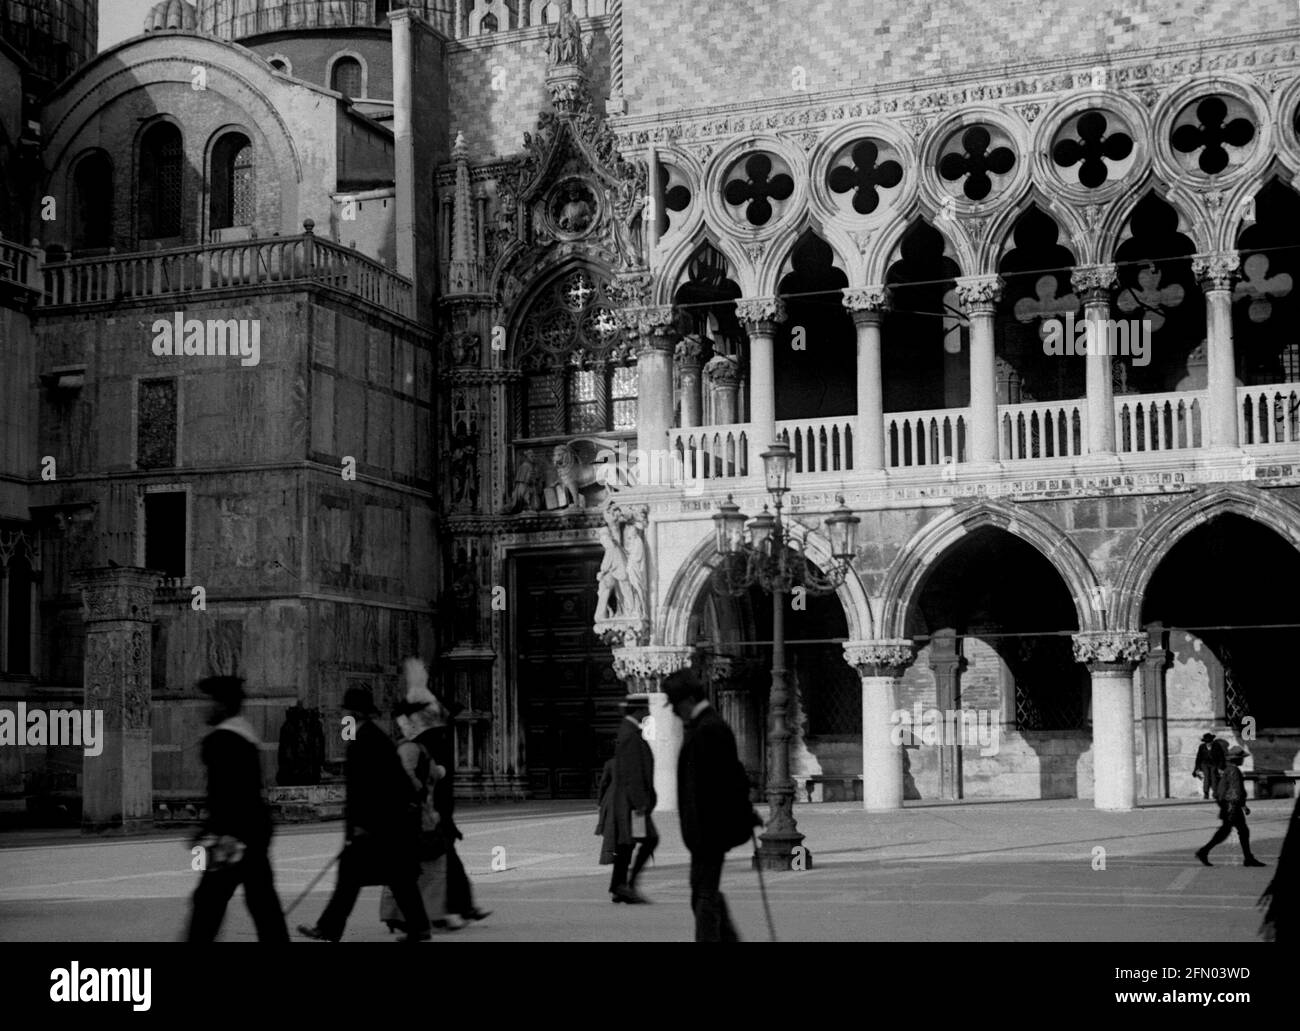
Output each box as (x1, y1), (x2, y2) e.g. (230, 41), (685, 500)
(954, 275), (1004, 317)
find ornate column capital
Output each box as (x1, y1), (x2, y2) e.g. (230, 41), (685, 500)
(735, 296), (787, 331)
(1192, 251), (1240, 292)
(1071, 631), (1150, 670)
(843, 638), (916, 678)
(616, 304), (677, 353)
(842, 285), (892, 324)
(75, 567), (161, 624)
(611, 645), (695, 689)
(954, 275), (1003, 316)
(674, 333), (706, 370)
(703, 353), (742, 386)
(1070, 263), (1118, 304)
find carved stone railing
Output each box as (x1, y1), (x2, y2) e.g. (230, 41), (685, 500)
(1239, 383), (1300, 446)
(885, 407), (969, 468)
(776, 417), (855, 474)
(39, 227), (414, 320)
(0, 235), (40, 297)
(1115, 391), (1204, 453)
(671, 423), (752, 481)
(999, 400), (1087, 461)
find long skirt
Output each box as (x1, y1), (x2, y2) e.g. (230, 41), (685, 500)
(380, 855), (447, 930)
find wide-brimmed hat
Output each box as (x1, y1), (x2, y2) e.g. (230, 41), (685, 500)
(341, 685), (379, 716)
(1201, 733), (1216, 743)
(1226, 744), (1248, 760)
(198, 675), (245, 707)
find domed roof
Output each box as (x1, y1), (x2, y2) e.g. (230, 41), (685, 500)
(144, 0), (198, 33)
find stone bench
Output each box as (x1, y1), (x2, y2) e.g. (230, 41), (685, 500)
(1243, 770), (1300, 799)
(802, 775), (863, 803)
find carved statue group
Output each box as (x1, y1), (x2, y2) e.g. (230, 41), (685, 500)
(594, 502), (648, 623)
(545, 2), (585, 67)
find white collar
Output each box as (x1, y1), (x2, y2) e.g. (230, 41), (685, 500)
(689, 700), (710, 720)
(214, 715), (259, 745)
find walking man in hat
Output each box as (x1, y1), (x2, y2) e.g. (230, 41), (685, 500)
(187, 676), (290, 942)
(298, 686), (432, 941)
(1193, 733), (1225, 799)
(604, 696), (658, 905)
(1196, 743), (1267, 868)
(662, 668), (760, 942)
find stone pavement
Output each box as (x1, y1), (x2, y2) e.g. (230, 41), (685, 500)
(0, 797), (1289, 942)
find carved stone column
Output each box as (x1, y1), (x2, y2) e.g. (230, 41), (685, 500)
(704, 354), (742, 425)
(1073, 630), (1149, 811)
(844, 639), (916, 811)
(708, 655), (759, 779)
(736, 297), (787, 450)
(1071, 264), (1118, 455)
(626, 305), (677, 483)
(842, 286), (890, 472)
(76, 567), (158, 834)
(1139, 622), (1171, 800)
(955, 275), (1003, 464)
(1192, 251), (1241, 449)
(675, 335), (705, 429)
(610, 644), (694, 812)
(929, 628), (966, 800)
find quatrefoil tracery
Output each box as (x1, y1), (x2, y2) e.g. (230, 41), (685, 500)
(827, 139), (903, 215)
(723, 153), (795, 226)
(1052, 111), (1134, 189)
(1171, 96), (1256, 175)
(938, 125), (1016, 201)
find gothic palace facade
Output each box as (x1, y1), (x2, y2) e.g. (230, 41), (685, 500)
(2, 0), (1300, 827)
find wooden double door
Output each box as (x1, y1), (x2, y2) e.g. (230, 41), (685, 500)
(514, 550), (622, 798)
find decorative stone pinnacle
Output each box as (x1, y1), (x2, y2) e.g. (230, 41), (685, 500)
(843, 638), (916, 676)
(735, 297), (788, 327)
(1191, 251), (1240, 291)
(452, 131), (468, 161)
(1071, 631), (1149, 668)
(954, 275), (1003, 314)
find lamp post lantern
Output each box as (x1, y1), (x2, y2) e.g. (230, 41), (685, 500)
(711, 443), (859, 872)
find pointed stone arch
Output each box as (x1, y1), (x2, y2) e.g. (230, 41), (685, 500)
(658, 523), (874, 647)
(878, 500), (1102, 638)
(1103, 178), (1209, 262)
(1113, 484), (1300, 629)
(982, 185), (1085, 272)
(656, 230), (753, 305)
(758, 214), (861, 295)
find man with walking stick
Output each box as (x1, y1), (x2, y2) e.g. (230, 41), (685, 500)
(298, 686), (432, 942)
(662, 669), (760, 942)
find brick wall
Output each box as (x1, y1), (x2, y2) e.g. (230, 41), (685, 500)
(623, 0), (1300, 116)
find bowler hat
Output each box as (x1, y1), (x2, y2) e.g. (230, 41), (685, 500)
(1201, 733), (1215, 743)
(661, 669), (705, 706)
(341, 685), (379, 716)
(198, 675), (245, 707)
(1226, 744), (1248, 760)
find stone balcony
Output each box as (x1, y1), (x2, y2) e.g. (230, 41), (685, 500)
(32, 224), (416, 321)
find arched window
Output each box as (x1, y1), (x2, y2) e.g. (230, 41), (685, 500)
(331, 55), (363, 97)
(71, 150), (113, 250)
(515, 270), (635, 438)
(210, 133), (254, 231)
(480, 12), (498, 32)
(139, 122), (184, 240)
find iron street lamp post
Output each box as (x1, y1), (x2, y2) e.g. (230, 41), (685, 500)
(711, 441), (860, 872)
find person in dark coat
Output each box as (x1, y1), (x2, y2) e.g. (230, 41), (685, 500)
(1259, 793), (1299, 941)
(298, 686), (431, 942)
(1196, 743), (1267, 868)
(663, 668), (759, 942)
(603, 697), (658, 904)
(1193, 733), (1225, 799)
(402, 656), (490, 929)
(186, 676), (289, 942)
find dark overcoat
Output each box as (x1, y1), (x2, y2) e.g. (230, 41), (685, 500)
(677, 704), (754, 855)
(599, 718), (657, 853)
(344, 718), (420, 882)
(200, 720), (273, 851)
